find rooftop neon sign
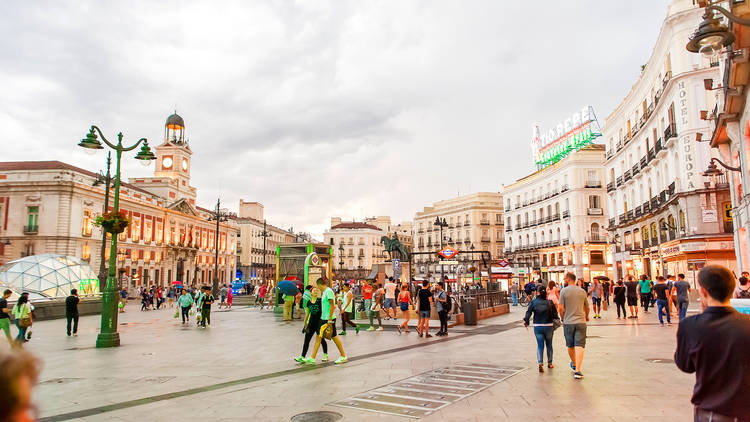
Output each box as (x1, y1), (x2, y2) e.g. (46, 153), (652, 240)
(531, 106), (602, 169)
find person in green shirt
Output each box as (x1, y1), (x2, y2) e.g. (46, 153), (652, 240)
(12, 294), (32, 346)
(310, 278), (347, 364)
(177, 288), (194, 324)
(638, 275), (652, 313)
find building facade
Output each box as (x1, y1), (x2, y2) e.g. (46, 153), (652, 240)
(698, 0), (750, 273)
(504, 145), (610, 283)
(324, 219), (388, 273)
(235, 200), (296, 284)
(0, 113), (239, 293)
(412, 192), (504, 284)
(604, 0), (735, 283)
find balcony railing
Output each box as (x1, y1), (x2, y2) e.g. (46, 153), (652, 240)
(640, 156), (648, 168)
(561, 184), (569, 192)
(609, 218), (616, 228)
(664, 124), (676, 141)
(648, 148), (655, 161)
(480, 220), (490, 225)
(23, 225), (38, 235)
(668, 181), (676, 196)
(632, 164), (640, 176)
(616, 176), (623, 187)
(655, 138), (663, 154)
(642, 201), (651, 213)
(607, 182), (615, 192)
(585, 181), (602, 188)
(587, 208), (603, 216)
(624, 170), (632, 182)
(618, 213), (626, 223)
(650, 196), (658, 210)
(505, 226), (512, 232)
(627, 210), (634, 220)
(659, 190), (667, 204)
(562, 210), (570, 219)
(586, 235), (606, 244)
(634, 205), (642, 217)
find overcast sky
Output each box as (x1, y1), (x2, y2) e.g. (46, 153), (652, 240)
(1, 1), (674, 237)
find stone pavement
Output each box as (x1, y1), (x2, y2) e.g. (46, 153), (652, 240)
(3, 300), (698, 421)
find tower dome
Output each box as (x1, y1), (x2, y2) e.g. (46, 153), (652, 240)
(164, 112), (185, 144)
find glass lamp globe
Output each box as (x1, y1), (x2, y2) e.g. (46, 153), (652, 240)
(699, 35), (724, 59)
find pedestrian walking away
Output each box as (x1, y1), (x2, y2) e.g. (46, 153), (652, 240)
(167, 287), (175, 308)
(613, 280), (627, 319)
(226, 286), (233, 309)
(369, 283), (384, 331)
(361, 280), (374, 331)
(416, 280), (433, 338)
(200, 287), (214, 327)
(256, 283), (267, 309)
(0, 289), (12, 344)
(638, 275), (652, 313)
(434, 282), (449, 336)
(177, 288), (194, 324)
(219, 284), (228, 309)
(558, 272), (589, 380)
(397, 283), (414, 334)
(653, 276), (672, 325)
(310, 278), (347, 364)
(295, 286), (328, 364)
(120, 288), (128, 312)
(547, 281), (560, 313)
(624, 275), (640, 318)
(674, 265), (750, 421)
(12, 294), (32, 347)
(510, 281), (519, 306)
(674, 273), (691, 321)
(65, 289), (80, 336)
(523, 286), (560, 372)
(383, 277), (398, 320)
(338, 282), (358, 335)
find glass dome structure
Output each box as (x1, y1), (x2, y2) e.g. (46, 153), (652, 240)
(0, 254), (100, 299)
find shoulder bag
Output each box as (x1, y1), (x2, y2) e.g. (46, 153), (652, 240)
(549, 300), (562, 331)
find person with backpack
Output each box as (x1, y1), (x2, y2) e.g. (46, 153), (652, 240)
(434, 282), (449, 336)
(733, 276), (750, 299)
(523, 286), (560, 373)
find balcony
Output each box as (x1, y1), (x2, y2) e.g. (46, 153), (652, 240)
(623, 169), (632, 182)
(627, 210), (634, 220)
(632, 164), (640, 176)
(562, 210), (570, 219)
(561, 184), (569, 192)
(640, 156), (648, 168)
(616, 176), (623, 187)
(586, 235), (606, 244)
(608, 218), (616, 228)
(585, 181), (602, 188)
(618, 213), (626, 224)
(464, 222), (470, 227)
(634, 205), (642, 218)
(480, 220), (490, 226)
(664, 123), (676, 141)
(648, 148), (655, 161)
(23, 225), (38, 235)
(650, 196), (658, 210)
(505, 226), (512, 232)
(605, 149), (614, 160)
(505, 206), (511, 212)
(616, 141), (623, 152)
(607, 182), (615, 192)
(654, 138), (663, 155)
(642, 201), (651, 214)
(481, 237), (491, 243)
(561, 238), (570, 245)
(659, 190), (667, 204)
(668, 181), (676, 197)
(552, 213), (561, 221)
(587, 208), (603, 216)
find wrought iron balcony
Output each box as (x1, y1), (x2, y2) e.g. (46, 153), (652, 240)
(624, 170), (632, 182)
(561, 184), (569, 192)
(668, 182), (676, 197)
(642, 201), (650, 213)
(648, 148), (655, 161)
(664, 124), (676, 141)
(632, 164), (640, 175)
(626, 210), (634, 220)
(587, 208), (603, 216)
(655, 138), (663, 154)
(640, 156), (648, 168)
(586, 235), (606, 244)
(562, 210), (570, 219)
(23, 225), (38, 235)
(505, 226), (512, 232)
(618, 213), (626, 223)
(585, 181), (602, 188)
(634, 205), (642, 217)
(659, 190), (667, 204)
(616, 176), (623, 187)
(650, 197), (658, 210)
(607, 182), (615, 192)
(608, 218), (616, 228)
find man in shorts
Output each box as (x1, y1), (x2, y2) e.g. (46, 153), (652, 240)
(559, 272), (589, 379)
(624, 275), (640, 318)
(310, 277), (347, 364)
(416, 280), (433, 338)
(383, 277), (398, 320)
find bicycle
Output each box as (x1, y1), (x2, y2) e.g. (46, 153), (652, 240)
(519, 291), (532, 307)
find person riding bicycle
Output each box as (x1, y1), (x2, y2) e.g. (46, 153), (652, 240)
(524, 280), (536, 296)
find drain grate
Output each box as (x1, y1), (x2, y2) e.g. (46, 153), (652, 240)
(328, 363), (524, 419)
(290, 411), (343, 422)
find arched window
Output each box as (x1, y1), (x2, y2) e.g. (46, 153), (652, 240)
(650, 222), (658, 243)
(556, 227), (561, 241)
(633, 228), (641, 248)
(679, 210), (686, 232)
(658, 218), (667, 243)
(555, 202), (560, 214)
(590, 223), (600, 241)
(668, 215), (676, 240)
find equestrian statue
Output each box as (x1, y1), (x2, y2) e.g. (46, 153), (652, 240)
(381, 233), (410, 261)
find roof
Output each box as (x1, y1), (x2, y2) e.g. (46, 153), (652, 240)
(165, 113), (184, 127)
(0, 161), (157, 197)
(232, 216), (292, 234)
(331, 222), (381, 230)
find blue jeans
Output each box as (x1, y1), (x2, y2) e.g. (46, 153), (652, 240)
(15, 320), (27, 344)
(678, 299), (689, 321)
(533, 326), (554, 364)
(656, 299), (671, 324)
(511, 292), (518, 306)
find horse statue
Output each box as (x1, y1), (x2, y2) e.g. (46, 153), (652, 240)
(381, 233), (410, 261)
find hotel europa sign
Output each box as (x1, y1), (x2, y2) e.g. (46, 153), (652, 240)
(531, 106), (602, 169)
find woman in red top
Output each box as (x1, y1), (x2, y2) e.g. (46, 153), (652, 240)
(397, 284), (413, 334)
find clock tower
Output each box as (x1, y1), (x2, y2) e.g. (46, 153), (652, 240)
(130, 112), (197, 203)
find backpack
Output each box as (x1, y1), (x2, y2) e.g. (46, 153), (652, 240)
(738, 286), (750, 299)
(445, 294), (453, 313)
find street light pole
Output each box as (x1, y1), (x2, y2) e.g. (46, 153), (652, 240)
(78, 126), (154, 348)
(259, 220), (271, 286)
(208, 198), (229, 294)
(434, 217), (448, 284)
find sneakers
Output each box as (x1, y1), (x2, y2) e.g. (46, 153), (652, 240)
(301, 357), (315, 364)
(334, 356), (348, 364)
(339, 331), (347, 336)
(366, 326), (375, 331)
(425, 333), (433, 338)
(538, 364), (544, 373)
(570, 362), (576, 371)
(321, 353), (329, 362)
(376, 327), (383, 331)
(293, 356), (305, 363)
(548, 363), (554, 369)
(397, 325), (402, 334)
(573, 371), (584, 379)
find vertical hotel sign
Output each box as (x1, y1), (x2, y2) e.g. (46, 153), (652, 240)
(531, 106), (602, 169)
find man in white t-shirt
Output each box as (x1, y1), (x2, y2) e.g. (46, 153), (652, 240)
(384, 277), (398, 319)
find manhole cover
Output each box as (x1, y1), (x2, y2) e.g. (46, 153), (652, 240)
(646, 358), (673, 364)
(290, 411), (342, 422)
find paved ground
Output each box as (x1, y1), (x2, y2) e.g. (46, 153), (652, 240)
(3, 299), (697, 421)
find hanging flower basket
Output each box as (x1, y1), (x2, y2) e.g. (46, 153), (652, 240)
(94, 211), (131, 234)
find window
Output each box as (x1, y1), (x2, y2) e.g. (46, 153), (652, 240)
(496, 214), (502, 223)
(589, 195), (600, 209)
(82, 210), (93, 236)
(144, 219), (152, 243)
(81, 244), (91, 261)
(156, 222), (164, 244)
(587, 170), (598, 185)
(590, 251), (605, 265)
(26, 206), (39, 231)
(590, 223), (600, 241)
(131, 215), (141, 242)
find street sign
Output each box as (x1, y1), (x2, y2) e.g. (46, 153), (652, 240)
(497, 259), (510, 267)
(437, 248), (458, 259)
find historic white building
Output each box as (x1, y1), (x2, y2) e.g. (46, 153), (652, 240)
(504, 145), (610, 283)
(0, 113), (239, 292)
(604, 0), (735, 283)
(324, 219), (388, 272)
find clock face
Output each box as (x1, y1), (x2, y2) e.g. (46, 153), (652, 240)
(182, 158), (188, 171)
(162, 157), (173, 169)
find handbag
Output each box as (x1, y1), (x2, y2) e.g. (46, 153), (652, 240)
(549, 300), (562, 331)
(19, 317), (32, 328)
(320, 322), (334, 340)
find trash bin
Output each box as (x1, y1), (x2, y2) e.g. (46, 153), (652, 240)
(463, 298), (478, 326)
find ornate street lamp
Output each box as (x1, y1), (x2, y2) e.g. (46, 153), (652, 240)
(338, 243), (345, 271)
(78, 125), (154, 348)
(207, 199), (230, 293)
(686, 7), (739, 58)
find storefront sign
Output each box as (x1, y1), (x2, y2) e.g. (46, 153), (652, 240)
(661, 245), (681, 257)
(439, 260), (458, 265)
(531, 106), (601, 169)
(702, 209), (718, 223)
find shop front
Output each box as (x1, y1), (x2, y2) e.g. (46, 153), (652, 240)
(660, 236), (736, 289)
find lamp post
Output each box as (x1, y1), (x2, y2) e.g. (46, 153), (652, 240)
(338, 243), (345, 272)
(207, 198), (230, 294)
(434, 217), (448, 283)
(92, 152), (113, 293)
(258, 220), (271, 286)
(78, 126), (154, 348)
